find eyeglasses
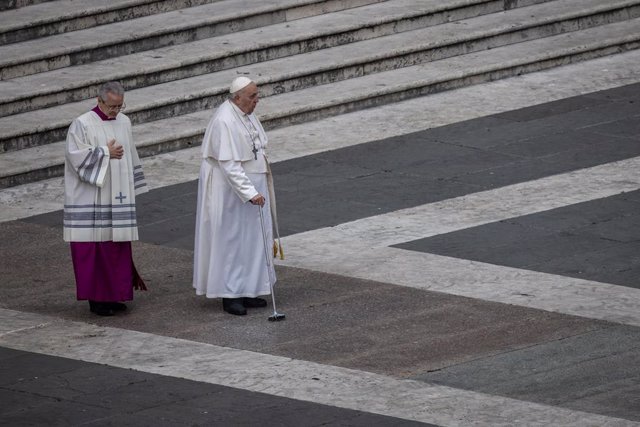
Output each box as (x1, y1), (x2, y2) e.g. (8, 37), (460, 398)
(99, 99), (126, 112)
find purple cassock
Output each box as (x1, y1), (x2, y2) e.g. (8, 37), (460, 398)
(71, 241), (145, 301)
(69, 106), (146, 302)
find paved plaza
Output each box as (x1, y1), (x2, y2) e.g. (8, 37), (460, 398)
(1, 53), (640, 425)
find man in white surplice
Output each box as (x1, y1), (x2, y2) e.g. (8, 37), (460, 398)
(193, 77), (277, 316)
(64, 81), (148, 317)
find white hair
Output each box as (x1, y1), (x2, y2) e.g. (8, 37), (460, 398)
(98, 81), (125, 101)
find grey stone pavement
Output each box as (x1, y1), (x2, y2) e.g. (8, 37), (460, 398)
(1, 83), (640, 425)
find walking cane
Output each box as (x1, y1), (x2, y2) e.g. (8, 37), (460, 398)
(259, 205), (286, 321)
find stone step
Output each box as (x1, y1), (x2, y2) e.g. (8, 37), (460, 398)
(0, 0), (392, 80)
(0, 0), (50, 12)
(0, 0), (636, 152)
(0, 0), (225, 45)
(0, 0), (544, 83)
(2, 17), (638, 188)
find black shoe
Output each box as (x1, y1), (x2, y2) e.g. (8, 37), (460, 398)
(108, 302), (127, 312)
(222, 298), (247, 316)
(89, 301), (114, 316)
(243, 297), (267, 308)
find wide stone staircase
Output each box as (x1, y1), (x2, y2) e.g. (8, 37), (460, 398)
(1, 0), (639, 188)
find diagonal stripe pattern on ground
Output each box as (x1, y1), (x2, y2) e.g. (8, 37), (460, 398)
(279, 156), (640, 326)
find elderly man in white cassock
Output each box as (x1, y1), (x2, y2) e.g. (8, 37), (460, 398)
(193, 76), (279, 316)
(64, 81), (148, 317)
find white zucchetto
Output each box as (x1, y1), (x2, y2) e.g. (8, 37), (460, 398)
(229, 77), (253, 94)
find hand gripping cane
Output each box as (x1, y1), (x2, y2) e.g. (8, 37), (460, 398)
(259, 205), (285, 321)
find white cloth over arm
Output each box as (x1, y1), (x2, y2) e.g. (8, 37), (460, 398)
(65, 118), (110, 187)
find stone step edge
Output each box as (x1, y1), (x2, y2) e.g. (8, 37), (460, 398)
(0, 1), (49, 12)
(0, 0), (225, 45)
(1, 24), (637, 187)
(0, 0), (632, 141)
(0, 0), (416, 79)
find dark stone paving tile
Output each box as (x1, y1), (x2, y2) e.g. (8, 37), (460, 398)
(274, 158), (375, 189)
(413, 115), (517, 143)
(446, 100), (638, 150)
(0, 346), (24, 361)
(503, 194), (640, 233)
(493, 94), (610, 122)
(323, 172), (460, 207)
(127, 396), (423, 427)
(138, 211), (196, 249)
(137, 181), (199, 223)
(0, 351), (80, 387)
(307, 134), (508, 174)
(583, 82), (640, 102)
(438, 228), (618, 269)
(395, 190), (640, 288)
(400, 148), (520, 179)
(75, 376), (221, 412)
(20, 208), (62, 228)
(584, 115), (640, 139)
(0, 387), (60, 417)
(414, 325), (640, 422)
(578, 212), (640, 243)
(1, 347), (432, 427)
(535, 135), (640, 172)
(1, 400), (114, 426)
(542, 100), (639, 131)
(7, 364), (154, 401)
(488, 128), (606, 158)
(277, 199), (382, 237)
(429, 120), (570, 149)
(448, 157), (570, 190)
(525, 242), (640, 286)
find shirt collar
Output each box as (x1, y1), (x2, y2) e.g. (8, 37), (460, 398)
(92, 105), (116, 121)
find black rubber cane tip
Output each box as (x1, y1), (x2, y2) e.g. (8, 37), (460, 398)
(268, 314), (286, 321)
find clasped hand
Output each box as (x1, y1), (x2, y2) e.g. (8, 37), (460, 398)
(107, 139), (124, 159)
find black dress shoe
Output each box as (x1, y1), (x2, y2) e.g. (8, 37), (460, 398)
(243, 297), (267, 308)
(222, 298), (247, 315)
(108, 302), (127, 312)
(89, 301), (114, 316)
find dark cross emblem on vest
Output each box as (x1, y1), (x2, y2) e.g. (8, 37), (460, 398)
(115, 192), (127, 204)
(252, 142), (258, 160)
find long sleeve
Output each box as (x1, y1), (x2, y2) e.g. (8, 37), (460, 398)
(218, 159), (258, 203)
(65, 119), (110, 187)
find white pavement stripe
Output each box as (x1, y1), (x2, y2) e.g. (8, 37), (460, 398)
(280, 156), (640, 326)
(1, 308), (637, 427)
(1, 50), (640, 222)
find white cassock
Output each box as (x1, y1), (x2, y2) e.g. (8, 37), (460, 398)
(64, 110), (148, 242)
(193, 100), (276, 298)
